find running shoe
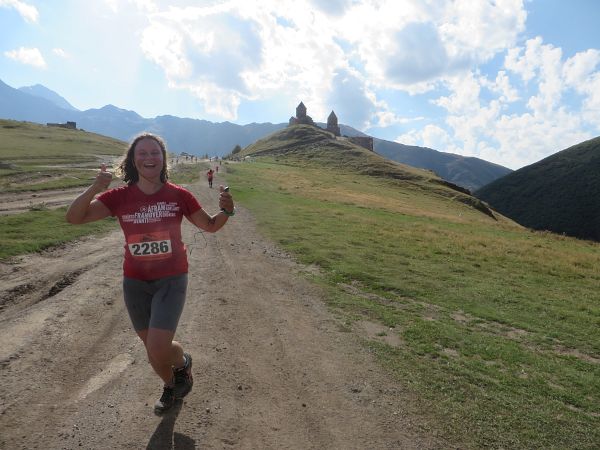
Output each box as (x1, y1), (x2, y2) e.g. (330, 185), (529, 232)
(154, 385), (175, 413)
(173, 352), (193, 399)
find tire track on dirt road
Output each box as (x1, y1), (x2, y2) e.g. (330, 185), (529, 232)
(0, 187), (87, 215)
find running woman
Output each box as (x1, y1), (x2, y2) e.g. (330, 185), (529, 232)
(66, 133), (235, 413)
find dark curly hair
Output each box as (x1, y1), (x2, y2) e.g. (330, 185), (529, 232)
(118, 133), (169, 185)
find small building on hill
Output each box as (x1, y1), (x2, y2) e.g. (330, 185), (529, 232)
(47, 121), (76, 129)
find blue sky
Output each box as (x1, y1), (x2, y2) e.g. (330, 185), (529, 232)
(2, 0), (600, 169)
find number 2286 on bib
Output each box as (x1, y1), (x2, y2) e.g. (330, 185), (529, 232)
(127, 231), (172, 260)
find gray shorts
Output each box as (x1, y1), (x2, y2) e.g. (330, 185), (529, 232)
(123, 274), (188, 332)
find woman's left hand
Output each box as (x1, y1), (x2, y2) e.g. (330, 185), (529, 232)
(219, 185), (234, 213)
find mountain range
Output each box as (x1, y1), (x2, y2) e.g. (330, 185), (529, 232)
(0, 78), (510, 190)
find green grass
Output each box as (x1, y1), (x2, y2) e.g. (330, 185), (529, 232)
(0, 168), (101, 192)
(168, 161), (207, 184)
(0, 207), (117, 260)
(226, 159), (600, 449)
(0, 119), (127, 191)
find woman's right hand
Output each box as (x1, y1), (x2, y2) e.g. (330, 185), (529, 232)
(93, 164), (113, 192)
(66, 164), (112, 224)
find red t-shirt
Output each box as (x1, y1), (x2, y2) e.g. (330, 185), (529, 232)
(98, 182), (202, 280)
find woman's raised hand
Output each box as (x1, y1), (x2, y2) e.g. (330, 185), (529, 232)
(94, 163), (113, 192)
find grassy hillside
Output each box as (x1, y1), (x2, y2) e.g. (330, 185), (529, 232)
(241, 125), (497, 219)
(228, 125), (600, 448)
(475, 136), (600, 241)
(0, 119), (128, 192)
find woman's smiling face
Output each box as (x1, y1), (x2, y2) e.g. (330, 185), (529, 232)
(134, 137), (164, 181)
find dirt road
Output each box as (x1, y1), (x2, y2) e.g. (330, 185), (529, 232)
(0, 187), (85, 215)
(0, 176), (444, 449)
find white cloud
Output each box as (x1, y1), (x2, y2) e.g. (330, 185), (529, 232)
(492, 110), (589, 167)
(434, 72), (482, 115)
(395, 129), (419, 146)
(140, 3), (266, 118)
(307, 0), (353, 17)
(139, 0), (350, 119)
(562, 49), (600, 86)
(502, 38), (600, 139)
(178, 81), (242, 120)
(524, 44), (563, 116)
(421, 124), (453, 150)
(409, 37), (600, 169)
(481, 70), (520, 103)
(102, 0), (157, 13)
(102, 0), (119, 12)
(52, 48), (70, 58)
(0, 0), (38, 23)
(439, 0), (526, 61)
(374, 110), (422, 128)
(504, 37), (541, 82)
(4, 47), (46, 69)
(397, 123), (458, 152)
(399, 124), (452, 151)
(579, 71), (600, 118)
(562, 49), (600, 123)
(130, 0), (527, 122)
(340, 0), (525, 92)
(442, 94), (502, 159)
(140, 21), (192, 80)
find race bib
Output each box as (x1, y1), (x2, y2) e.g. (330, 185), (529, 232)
(127, 231), (172, 260)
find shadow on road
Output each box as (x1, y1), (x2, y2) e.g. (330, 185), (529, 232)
(146, 400), (196, 450)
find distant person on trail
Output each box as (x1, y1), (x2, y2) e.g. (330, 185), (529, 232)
(65, 133), (235, 414)
(207, 168), (214, 188)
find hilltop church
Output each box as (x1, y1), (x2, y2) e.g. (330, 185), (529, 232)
(288, 102), (373, 151)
